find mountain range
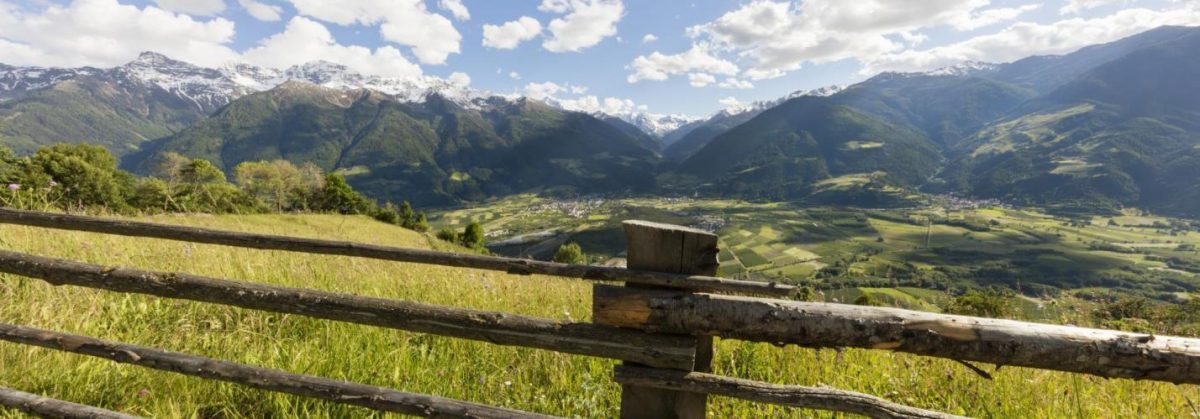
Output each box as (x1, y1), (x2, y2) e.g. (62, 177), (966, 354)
(2, 25), (1199, 215)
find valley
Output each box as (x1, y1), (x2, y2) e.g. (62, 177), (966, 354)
(434, 194), (1200, 306)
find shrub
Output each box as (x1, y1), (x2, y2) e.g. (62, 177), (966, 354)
(942, 288), (1015, 318)
(461, 221), (485, 249)
(553, 242), (586, 264)
(436, 227), (459, 243)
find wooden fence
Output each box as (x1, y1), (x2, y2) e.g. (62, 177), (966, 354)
(0, 207), (1198, 418)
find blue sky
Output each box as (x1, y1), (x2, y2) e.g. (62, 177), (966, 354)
(1, 0), (1198, 116)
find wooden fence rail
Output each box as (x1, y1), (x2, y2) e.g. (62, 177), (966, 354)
(0, 323), (555, 419)
(2, 210), (1198, 418)
(593, 285), (1200, 385)
(0, 249), (697, 370)
(0, 387), (138, 419)
(0, 207), (794, 297)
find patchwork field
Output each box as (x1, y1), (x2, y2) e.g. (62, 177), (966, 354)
(432, 195), (1200, 303)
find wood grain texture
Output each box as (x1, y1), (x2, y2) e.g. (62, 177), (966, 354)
(0, 324), (556, 419)
(0, 208), (793, 297)
(0, 249), (696, 370)
(614, 366), (964, 419)
(0, 387), (139, 419)
(594, 286), (1200, 385)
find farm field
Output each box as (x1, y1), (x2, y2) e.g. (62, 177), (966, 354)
(432, 195), (1200, 303)
(1, 213), (1199, 417)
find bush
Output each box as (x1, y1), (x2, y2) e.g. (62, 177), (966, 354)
(942, 288), (1015, 318)
(413, 212), (430, 232)
(436, 227), (459, 243)
(553, 242), (586, 264)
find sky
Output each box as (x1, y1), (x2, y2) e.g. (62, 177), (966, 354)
(1, 0), (1198, 117)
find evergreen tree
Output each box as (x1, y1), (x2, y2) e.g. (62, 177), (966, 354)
(461, 221), (485, 248)
(414, 211), (430, 232)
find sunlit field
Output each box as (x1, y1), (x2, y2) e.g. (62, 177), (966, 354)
(1, 214), (1197, 417)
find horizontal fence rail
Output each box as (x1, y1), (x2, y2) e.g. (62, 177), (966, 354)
(594, 285), (1200, 385)
(613, 366), (963, 419)
(0, 386), (139, 419)
(0, 323), (556, 419)
(0, 208), (794, 297)
(0, 250), (697, 370)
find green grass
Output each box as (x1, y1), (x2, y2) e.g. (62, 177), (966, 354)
(2, 214), (1199, 417)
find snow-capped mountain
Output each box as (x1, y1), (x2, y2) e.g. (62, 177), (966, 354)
(0, 65), (101, 102)
(2, 52), (494, 113)
(920, 60), (999, 77)
(603, 112), (703, 138)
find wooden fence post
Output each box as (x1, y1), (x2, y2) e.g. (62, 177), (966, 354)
(595, 220), (719, 419)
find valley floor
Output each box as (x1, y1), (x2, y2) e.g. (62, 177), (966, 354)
(1, 213), (1195, 417)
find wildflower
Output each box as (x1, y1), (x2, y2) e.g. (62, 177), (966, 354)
(5, 183), (18, 191)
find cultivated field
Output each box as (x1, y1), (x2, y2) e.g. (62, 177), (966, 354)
(2, 214), (1199, 417)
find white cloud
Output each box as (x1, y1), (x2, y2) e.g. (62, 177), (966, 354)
(951, 4), (1041, 31)
(438, 0), (470, 21)
(482, 16), (542, 49)
(717, 96), (750, 112)
(509, 71), (521, 80)
(541, 0), (625, 53)
(448, 71), (471, 86)
(238, 0), (283, 21)
(555, 95), (647, 115)
(718, 78), (753, 89)
(538, 0), (571, 14)
(287, 0), (461, 65)
(524, 81), (566, 99)
(0, 0), (238, 68)
(627, 44), (738, 83)
(242, 17), (422, 78)
(1060, 0), (1119, 15)
(153, 0), (226, 16)
(642, 33), (658, 43)
(569, 85), (588, 94)
(866, 5), (1200, 74)
(636, 0), (1056, 83)
(688, 72), (715, 87)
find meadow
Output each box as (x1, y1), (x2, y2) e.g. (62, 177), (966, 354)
(2, 213), (1199, 417)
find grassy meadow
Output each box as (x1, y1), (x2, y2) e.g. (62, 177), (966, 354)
(1, 214), (1199, 417)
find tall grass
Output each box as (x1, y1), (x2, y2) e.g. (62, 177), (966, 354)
(0, 214), (1197, 417)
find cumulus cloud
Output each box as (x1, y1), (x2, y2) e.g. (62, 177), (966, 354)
(718, 78), (753, 89)
(866, 5), (1200, 74)
(0, 0), (238, 68)
(153, 0), (226, 16)
(555, 95), (647, 115)
(482, 16), (542, 49)
(642, 33), (657, 43)
(688, 72), (715, 87)
(448, 71), (471, 86)
(951, 4), (1041, 31)
(238, 0), (283, 21)
(287, 0), (461, 65)
(509, 71), (521, 80)
(631, 0), (1058, 83)
(541, 0), (625, 53)
(438, 0), (470, 21)
(242, 16), (422, 78)
(1060, 0), (1120, 15)
(717, 96), (750, 112)
(626, 44), (738, 83)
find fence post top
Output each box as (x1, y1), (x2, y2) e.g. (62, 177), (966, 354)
(622, 220), (716, 238)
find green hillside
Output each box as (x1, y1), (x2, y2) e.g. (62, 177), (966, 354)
(0, 75), (206, 155)
(674, 96), (939, 201)
(126, 83), (661, 206)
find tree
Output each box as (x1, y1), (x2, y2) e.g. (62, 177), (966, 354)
(399, 201), (415, 228)
(413, 211), (430, 232)
(461, 221), (485, 248)
(853, 294), (885, 306)
(234, 160), (320, 211)
(316, 174), (372, 214)
(179, 159), (226, 184)
(26, 144), (126, 210)
(554, 242), (586, 264)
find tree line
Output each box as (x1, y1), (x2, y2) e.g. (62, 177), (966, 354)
(0, 144), (429, 232)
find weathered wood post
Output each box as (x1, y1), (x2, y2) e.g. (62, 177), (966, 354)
(594, 220), (719, 419)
